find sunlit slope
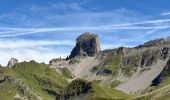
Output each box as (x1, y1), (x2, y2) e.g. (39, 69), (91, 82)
(0, 61), (68, 100)
(60, 78), (132, 100)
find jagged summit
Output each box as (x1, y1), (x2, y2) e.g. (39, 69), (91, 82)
(137, 36), (170, 48)
(68, 32), (101, 59)
(7, 58), (19, 67)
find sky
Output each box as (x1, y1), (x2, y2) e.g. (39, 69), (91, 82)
(0, 0), (170, 65)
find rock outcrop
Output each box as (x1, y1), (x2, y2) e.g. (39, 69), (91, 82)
(143, 38), (165, 47)
(7, 58), (19, 67)
(137, 38), (170, 48)
(68, 33), (101, 59)
(152, 57), (170, 86)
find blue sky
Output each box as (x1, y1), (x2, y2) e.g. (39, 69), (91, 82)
(0, 0), (170, 65)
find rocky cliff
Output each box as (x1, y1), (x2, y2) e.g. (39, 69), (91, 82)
(7, 58), (19, 67)
(152, 57), (170, 86)
(50, 33), (170, 94)
(68, 32), (101, 59)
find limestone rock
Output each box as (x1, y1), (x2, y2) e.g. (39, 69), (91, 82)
(68, 32), (101, 59)
(7, 58), (19, 67)
(143, 38), (165, 47)
(140, 49), (159, 68)
(152, 57), (170, 86)
(161, 47), (169, 60)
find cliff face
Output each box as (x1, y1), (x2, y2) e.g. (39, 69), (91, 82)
(7, 58), (19, 67)
(49, 33), (170, 94)
(68, 33), (101, 59)
(152, 57), (170, 86)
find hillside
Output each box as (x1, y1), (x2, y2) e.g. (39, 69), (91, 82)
(59, 78), (131, 100)
(0, 61), (69, 100)
(50, 33), (170, 99)
(0, 33), (170, 100)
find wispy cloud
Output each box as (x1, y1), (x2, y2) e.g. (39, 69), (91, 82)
(160, 12), (170, 16)
(1, 18), (170, 37)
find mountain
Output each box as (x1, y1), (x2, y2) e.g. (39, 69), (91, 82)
(0, 32), (170, 100)
(0, 61), (68, 100)
(50, 33), (170, 99)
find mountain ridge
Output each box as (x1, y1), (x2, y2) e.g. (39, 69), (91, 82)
(0, 32), (170, 100)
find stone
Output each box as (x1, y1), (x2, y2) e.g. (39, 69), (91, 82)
(140, 49), (158, 67)
(68, 32), (101, 59)
(152, 57), (170, 86)
(96, 69), (112, 76)
(161, 47), (169, 60)
(142, 38), (165, 47)
(7, 58), (19, 67)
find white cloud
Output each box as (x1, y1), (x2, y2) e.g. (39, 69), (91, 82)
(0, 40), (74, 49)
(0, 39), (74, 66)
(0, 48), (69, 66)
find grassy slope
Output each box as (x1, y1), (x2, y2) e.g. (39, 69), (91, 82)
(0, 81), (18, 100)
(0, 61), (68, 100)
(156, 77), (170, 89)
(98, 50), (123, 76)
(90, 82), (131, 100)
(61, 67), (73, 79)
(64, 79), (131, 100)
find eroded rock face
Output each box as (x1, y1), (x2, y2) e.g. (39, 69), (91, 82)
(68, 33), (101, 59)
(161, 47), (169, 60)
(7, 58), (19, 67)
(152, 57), (170, 86)
(140, 49), (159, 68)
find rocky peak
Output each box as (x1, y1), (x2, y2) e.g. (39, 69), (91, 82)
(68, 32), (101, 59)
(138, 38), (165, 48)
(7, 58), (19, 67)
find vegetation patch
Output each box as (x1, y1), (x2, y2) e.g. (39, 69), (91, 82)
(110, 80), (121, 88)
(61, 67), (73, 79)
(121, 54), (141, 76)
(97, 49), (123, 76)
(60, 78), (131, 100)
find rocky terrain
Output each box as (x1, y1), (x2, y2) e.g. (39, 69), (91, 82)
(7, 58), (19, 68)
(50, 33), (170, 99)
(0, 32), (170, 100)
